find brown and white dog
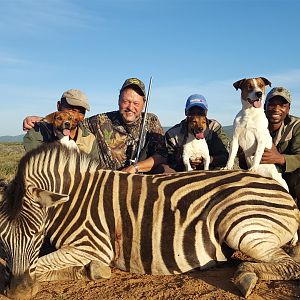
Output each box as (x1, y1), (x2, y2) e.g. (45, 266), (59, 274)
(182, 115), (210, 171)
(225, 77), (289, 190)
(43, 111), (84, 150)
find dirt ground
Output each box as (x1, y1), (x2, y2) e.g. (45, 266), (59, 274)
(0, 252), (299, 300)
(26, 252), (300, 300)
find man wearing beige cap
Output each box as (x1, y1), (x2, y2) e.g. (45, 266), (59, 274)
(261, 87), (300, 203)
(23, 78), (168, 173)
(23, 89), (99, 161)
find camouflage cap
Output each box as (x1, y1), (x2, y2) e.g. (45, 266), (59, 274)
(61, 89), (90, 111)
(120, 78), (146, 96)
(266, 87), (291, 104)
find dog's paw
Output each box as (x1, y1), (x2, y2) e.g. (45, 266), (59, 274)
(222, 165), (232, 170)
(249, 166), (258, 172)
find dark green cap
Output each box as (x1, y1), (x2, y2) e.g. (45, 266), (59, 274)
(120, 78), (146, 96)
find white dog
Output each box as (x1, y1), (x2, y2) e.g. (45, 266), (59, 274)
(225, 77), (289, 191)
(183, 115), (210, 171)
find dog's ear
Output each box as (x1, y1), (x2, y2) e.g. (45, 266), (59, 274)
(233, 79), (246, 90)
(260, 77), (272, 87)
(43, 112), (56, 124)
(73, 112), (84, 122)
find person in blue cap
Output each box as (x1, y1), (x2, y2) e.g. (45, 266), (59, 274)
(165, 94), (229, 171)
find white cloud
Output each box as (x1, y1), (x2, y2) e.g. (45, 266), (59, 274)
(0, 0), (103, 35)
(0, 53), (27, 65)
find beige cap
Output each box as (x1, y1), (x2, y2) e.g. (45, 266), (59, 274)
(266, 87), (291, 104)
(61, 89), (90, 111)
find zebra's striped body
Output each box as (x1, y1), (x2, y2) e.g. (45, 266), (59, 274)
(0, 143), (300, 299)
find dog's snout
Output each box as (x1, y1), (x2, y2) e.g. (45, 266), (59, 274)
(64, 121), (71, 128)
(194, 127), (204, 134)
(256, 91), (262, 98)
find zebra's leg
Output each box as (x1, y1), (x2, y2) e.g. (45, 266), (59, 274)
(87, 260), (111, 280)
(286, 242), (300, 263)
(35, 262), (111, 282)
(233, 247), (300, 298)
(37, 265), (88, 281)
(36, 246), (112, 282)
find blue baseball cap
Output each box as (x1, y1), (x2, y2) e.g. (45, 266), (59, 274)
(185, 94), (208, 114)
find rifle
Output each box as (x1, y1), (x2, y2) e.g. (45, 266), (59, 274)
(130, 76), (153, 167)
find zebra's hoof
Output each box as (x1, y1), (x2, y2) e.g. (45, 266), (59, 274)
(288, 241), (300, 263)
(88, 260), (111, 280)
(233, 271), (258, 298)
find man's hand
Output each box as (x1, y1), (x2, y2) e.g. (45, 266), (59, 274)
(261, 144), (285, 166)
(121, 165), (137, 174)
(190, 157), (204, 170)
(23, 116), (43, 131)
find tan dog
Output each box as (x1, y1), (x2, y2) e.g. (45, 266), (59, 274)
(43, 111), (84, 150)
(182, 115), (210, 171)
(225, 77), (288, 190)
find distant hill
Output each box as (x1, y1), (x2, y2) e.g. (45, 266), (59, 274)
(0, 134), (24, 143)
(223, 125), (233, 138)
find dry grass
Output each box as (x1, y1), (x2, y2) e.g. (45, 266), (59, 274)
(0, 143), (25, 180)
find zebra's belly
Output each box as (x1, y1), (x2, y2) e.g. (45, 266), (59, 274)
(112, 242), (229, 275)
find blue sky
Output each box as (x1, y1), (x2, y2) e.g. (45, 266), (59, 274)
(1, 0), (300, 136)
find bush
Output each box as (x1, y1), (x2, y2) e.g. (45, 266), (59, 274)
(0, 143), (25, 180)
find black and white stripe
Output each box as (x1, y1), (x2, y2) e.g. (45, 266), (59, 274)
(0, 143), (299, 298)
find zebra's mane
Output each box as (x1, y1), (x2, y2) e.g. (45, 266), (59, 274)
(2, 142), (100, 219)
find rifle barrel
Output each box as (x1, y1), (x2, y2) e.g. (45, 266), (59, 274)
(133, 76), (153, 164)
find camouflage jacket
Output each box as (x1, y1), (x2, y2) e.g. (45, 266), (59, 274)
(84, 111), (167, 170)
(271, 115), (300, 173)
(165, 118), (229, 171)
(23, 122), (100, 161)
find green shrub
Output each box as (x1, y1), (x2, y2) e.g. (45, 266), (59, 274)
(0, 143), (25, 180)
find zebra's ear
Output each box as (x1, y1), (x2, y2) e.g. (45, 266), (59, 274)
(28, 187), (69, 208)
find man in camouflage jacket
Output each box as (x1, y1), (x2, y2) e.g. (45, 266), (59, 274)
(262, 87), (300, 203)
(165, 94), (229, 171)
(84, 78), (168, 173)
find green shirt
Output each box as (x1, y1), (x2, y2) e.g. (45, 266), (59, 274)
(271, 115), (300, 173)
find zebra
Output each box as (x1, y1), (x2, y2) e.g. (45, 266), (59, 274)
(0, 143), (299, 299)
